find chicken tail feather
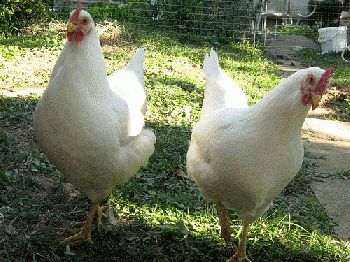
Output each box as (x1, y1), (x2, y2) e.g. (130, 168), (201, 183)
(126, 48), (144, 85)
(204, 48), (220, 79)
(201, 48), (248, 117)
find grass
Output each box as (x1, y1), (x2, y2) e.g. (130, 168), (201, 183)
(298, 49), (350, 122)
(299, 49), (350, 90)
(1, 20), (350, 261)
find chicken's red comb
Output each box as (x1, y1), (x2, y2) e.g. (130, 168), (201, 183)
(316, 67), (333, 95)
(70, 2), (82, 23)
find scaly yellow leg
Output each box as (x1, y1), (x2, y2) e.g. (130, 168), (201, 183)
(217, 200), (232, 243)
(227, 223), (251, 262)
(62, 202), (102, 244)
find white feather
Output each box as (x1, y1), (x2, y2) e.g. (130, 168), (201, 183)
(187, 49), (329, 224)
(201, 48), (248, 118)
(108, 48), (147, 136)
(33, 12), (155, 203)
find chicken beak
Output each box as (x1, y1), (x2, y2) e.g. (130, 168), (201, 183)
(312, 93), (322, 108)
(67, 23), (79, 32)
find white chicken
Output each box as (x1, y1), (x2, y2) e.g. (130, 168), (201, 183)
(33, 3), (156, 243)
(186, 49), (332, 261)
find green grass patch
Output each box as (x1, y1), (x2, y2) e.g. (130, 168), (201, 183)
(299, 49), (350, 89)
(0, 21), (349, 261)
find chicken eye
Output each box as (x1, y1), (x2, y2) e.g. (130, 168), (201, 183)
(308, 74), (315, 85)
(82, 18), (88, 25)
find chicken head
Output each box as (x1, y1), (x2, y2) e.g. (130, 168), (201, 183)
(67, 2), (94, 42)
(300, 67), (333, 110)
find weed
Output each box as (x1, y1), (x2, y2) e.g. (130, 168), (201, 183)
(0, 20), (349, 261)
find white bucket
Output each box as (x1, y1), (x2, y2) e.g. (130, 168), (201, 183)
(318, 26), (347, 54)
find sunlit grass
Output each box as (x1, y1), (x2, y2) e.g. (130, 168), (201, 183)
(299, 49), (350, 89)
(0, 20), (349, 261)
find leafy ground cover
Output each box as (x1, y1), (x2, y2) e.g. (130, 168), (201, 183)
(1, 20), (350, 261)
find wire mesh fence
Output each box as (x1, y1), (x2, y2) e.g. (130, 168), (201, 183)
(52, 0), (258, 42)
(51, 0), (349, 49)
(255, 0), (349, 41)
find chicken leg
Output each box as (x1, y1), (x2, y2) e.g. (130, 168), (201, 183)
(227, 223), (251, 262)
(62, 202), (103, 244)
(217, 200), (232, 243)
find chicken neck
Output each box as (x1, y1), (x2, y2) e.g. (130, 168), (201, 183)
(248, 81), (310, 141)
(65, 28), (110, 101)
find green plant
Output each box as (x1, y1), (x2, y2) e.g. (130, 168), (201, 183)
(0, 0), (49, 36)
(1, 20), (349, 262)
(299, 49), (350, 90)
(344, 97), (350, 112)
(88, 2), (131, 22)
(84, 0), (260, 42)
(282, 23), (321, 39)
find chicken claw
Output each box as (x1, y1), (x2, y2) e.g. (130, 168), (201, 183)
(226, 224), (251, 262)
(62, 202), (103, 244)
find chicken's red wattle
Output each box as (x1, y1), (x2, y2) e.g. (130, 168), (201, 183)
(67, 31), (84, 42)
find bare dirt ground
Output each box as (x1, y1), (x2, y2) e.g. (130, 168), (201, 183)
(264, 34), (319, 78)
(302, 114), (350, 242)
(1, 84), (47, 97)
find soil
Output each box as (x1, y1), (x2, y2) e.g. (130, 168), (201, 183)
(265, 34), (350, 242)
(303, 131), (350, 242)
(264, 34), (319, 78)
(0, 84), (46, 97)
(2, 83), (350, 243)
(2, 36), (349, 243)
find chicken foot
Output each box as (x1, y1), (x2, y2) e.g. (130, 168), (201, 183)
(227, 223), (251, 262)
(62, 202), (104, 244)
(217, 200), (232, 243)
